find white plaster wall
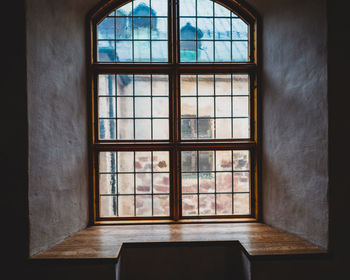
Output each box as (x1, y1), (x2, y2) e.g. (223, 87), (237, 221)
(27, 0), (100, 255)
(247, 0), (328, 248)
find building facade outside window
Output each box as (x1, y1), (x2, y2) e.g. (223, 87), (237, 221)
(89, 0), (259, 222)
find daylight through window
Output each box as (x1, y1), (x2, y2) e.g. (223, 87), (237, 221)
(90, 0), (259, 221)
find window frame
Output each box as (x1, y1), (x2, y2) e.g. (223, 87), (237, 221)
(87, 0), (260, 224)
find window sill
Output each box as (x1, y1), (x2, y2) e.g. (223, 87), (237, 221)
(30, 222), (327, 261)
(94, 217), (257, 225)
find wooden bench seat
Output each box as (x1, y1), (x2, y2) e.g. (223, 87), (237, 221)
(30, 222), (327, 260)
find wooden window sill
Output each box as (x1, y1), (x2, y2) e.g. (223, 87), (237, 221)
(30, 222), (327, 261)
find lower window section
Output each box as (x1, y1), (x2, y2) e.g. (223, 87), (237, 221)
(99, 151), (170, 217)
(97, 149), (251, 219)
(181, 150), (250, 216)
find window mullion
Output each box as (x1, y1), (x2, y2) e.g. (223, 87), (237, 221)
(172, 149), (181, 220)
(91, 63), (257, 73)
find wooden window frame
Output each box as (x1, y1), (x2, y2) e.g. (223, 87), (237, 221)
(87, 0), (261, 224)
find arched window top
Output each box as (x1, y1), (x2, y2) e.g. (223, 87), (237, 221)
(94, 0), (255, 63)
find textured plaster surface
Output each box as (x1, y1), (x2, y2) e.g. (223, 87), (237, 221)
(248, 0), (328, 248)
(27, 0), (99, 255)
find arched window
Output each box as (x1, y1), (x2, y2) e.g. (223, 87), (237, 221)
(89, 0), (259, 222)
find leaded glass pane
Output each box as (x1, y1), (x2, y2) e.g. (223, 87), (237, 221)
(97, 0), (168, 62)
(99, 151), (171, 217)
(181, 150), (251, 216)
(179, 0), (249, 62)
(180, 74), (250, 140)
(98, 74), (170, 140)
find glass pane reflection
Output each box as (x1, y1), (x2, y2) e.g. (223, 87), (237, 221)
(181, 150), (251, 216)
(179, 0), (249, 62)
(97, 0), (168, 62)
(180, 74), (250, 140)
(98, 74), (169, 140)
(99, 151), (170, 217)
